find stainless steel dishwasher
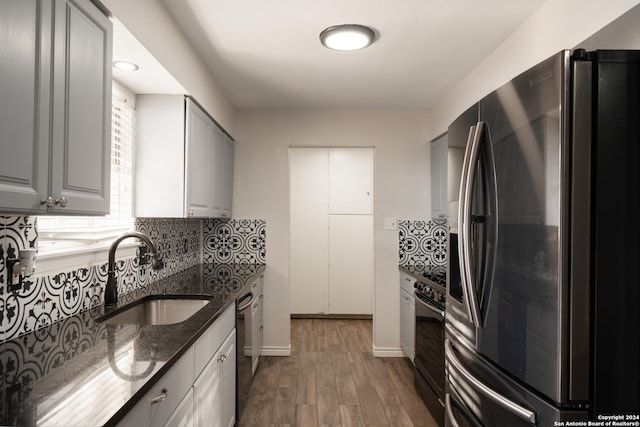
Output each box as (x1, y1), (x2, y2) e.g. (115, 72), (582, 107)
(235, 290), (255, 421)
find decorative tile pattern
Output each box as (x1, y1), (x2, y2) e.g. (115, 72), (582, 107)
(1, 216), (266, 344)
(135, 217), (201, 280)
(398, 219), (447, 270)
(203, 219), (266, 265)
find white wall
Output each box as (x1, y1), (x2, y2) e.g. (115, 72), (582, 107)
(233, 109), (429, 355)
(425, 0), (640, 139)
(102, 0), (236, 133)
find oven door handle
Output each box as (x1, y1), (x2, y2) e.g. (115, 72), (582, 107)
(445, 339), (536, 424)
(237, 292), (255, 312)
(415, 296), (444, 318)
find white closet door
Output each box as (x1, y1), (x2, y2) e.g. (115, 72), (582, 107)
(329, 148), (373, 214)
(289, 148), (329, 314)
(328, 215), (373, 315)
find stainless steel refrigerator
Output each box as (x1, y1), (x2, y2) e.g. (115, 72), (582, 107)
(445, 49), (640, 426)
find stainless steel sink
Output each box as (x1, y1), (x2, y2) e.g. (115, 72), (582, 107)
(98, 296), (211, 325)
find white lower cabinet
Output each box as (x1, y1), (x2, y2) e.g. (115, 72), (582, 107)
(399, 271), (416, 363)
(118, 304), (236, 427)
(165, 389), (194, 427)
(250, 275), (264, 375)
(118, 347), (195, 427)
(193, 330), (236, 427)
(220, 331), (236, 427)
(400, 288), (415, 363)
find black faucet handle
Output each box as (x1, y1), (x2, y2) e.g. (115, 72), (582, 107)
(151, 254), (164, 271)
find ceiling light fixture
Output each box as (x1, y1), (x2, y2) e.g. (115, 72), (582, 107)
(113, 61), (139, 71)
(319, 24), (376, 51)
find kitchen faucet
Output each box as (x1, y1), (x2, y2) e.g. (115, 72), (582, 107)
(105, 231), (164, 307)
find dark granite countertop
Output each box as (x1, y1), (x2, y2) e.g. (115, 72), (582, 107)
(0, 263), (266, 427)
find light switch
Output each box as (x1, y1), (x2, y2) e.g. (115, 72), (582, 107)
(384, 218), (397, 230)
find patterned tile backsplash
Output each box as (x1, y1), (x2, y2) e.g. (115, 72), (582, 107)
(398, 219), (447, 270)
(0, 216), (265, 343)
(203, 219), (266, 266)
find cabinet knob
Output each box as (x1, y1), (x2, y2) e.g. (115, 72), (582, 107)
(188, 211), (194, 216)
(218, 353), (227, 363)
(41, 196), (56, 207)
(41, 196), (68, 208)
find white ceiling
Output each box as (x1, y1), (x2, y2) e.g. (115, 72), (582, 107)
(115, 0), (551, 108)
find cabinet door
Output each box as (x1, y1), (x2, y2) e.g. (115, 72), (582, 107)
(213, 132), (234, 218)
(289, 148), (329, 314)
(431, 135), (448, 220)
(118, 347), (195, 427)
(219, 330), (236, 427)
(50, 0), (112, 214)
(328, 215), (373, 314)
(400, 289), (415, 362)
(193, 330), (235, 427)
(193, 348), (222, 427)
(0, 0), (50, 213)
(185, 98), (215, 217)
(328, 148), (373, 214)
(134, 95), (186, 217)
(222, 136), (234, 217)
(165, 388), (194, 427)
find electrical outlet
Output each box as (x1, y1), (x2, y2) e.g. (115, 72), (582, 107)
(384, 218), (397, 230)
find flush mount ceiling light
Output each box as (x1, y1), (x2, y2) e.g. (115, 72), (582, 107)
(319, 24), (376, 51)
(113, 60), (139, 71)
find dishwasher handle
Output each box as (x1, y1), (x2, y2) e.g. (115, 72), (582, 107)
(237, 292), (255, 312)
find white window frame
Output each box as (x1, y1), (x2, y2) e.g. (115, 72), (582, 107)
(36, 81), (137, 272)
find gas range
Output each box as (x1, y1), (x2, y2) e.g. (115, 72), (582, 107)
(414, 268), (446, 306)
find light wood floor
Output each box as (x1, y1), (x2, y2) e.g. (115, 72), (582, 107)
(239, 318), (439, 427)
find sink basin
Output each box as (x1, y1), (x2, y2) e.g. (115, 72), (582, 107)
(99, 296), (211, 325)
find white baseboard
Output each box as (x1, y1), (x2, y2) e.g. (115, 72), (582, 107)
(260, 345), (292, 356)
(372, 346), (406, 358)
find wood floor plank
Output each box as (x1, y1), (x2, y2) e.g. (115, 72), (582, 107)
(296, 373), (317, 405)
(241, 319), (436, 427)
(351, 363), (390, 425)
(238, 402), (273, 426)
(295, 404), (318, 426)
(339, 404), (366, 427)
(383, 405), (416, 427)
(317, 384), (341, 425)
(272, 387), (298, 424)
(335, 374), (359, 405)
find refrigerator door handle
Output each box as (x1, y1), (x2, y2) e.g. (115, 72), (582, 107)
(445, 393), (462, 427)
(445, 339), (537, 424)
(458, 125), (478, 325)
(460, 122), (484, 327)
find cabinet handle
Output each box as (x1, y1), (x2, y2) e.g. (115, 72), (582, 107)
(42, 196), (68, 208)
(41, 196), (55, 207)
(56, 197), (67, 207)
(150, 388), (168, 405)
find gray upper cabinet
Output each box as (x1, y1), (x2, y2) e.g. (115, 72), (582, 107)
(213, 132), (234, 218)
(135, 95), (234, 218)
(431, 134), (448, 221)
(0, 0), (112, 215)
(186, 98), (216, 217)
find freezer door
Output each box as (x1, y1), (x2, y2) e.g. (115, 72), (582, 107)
(445, 326), (588, 426)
